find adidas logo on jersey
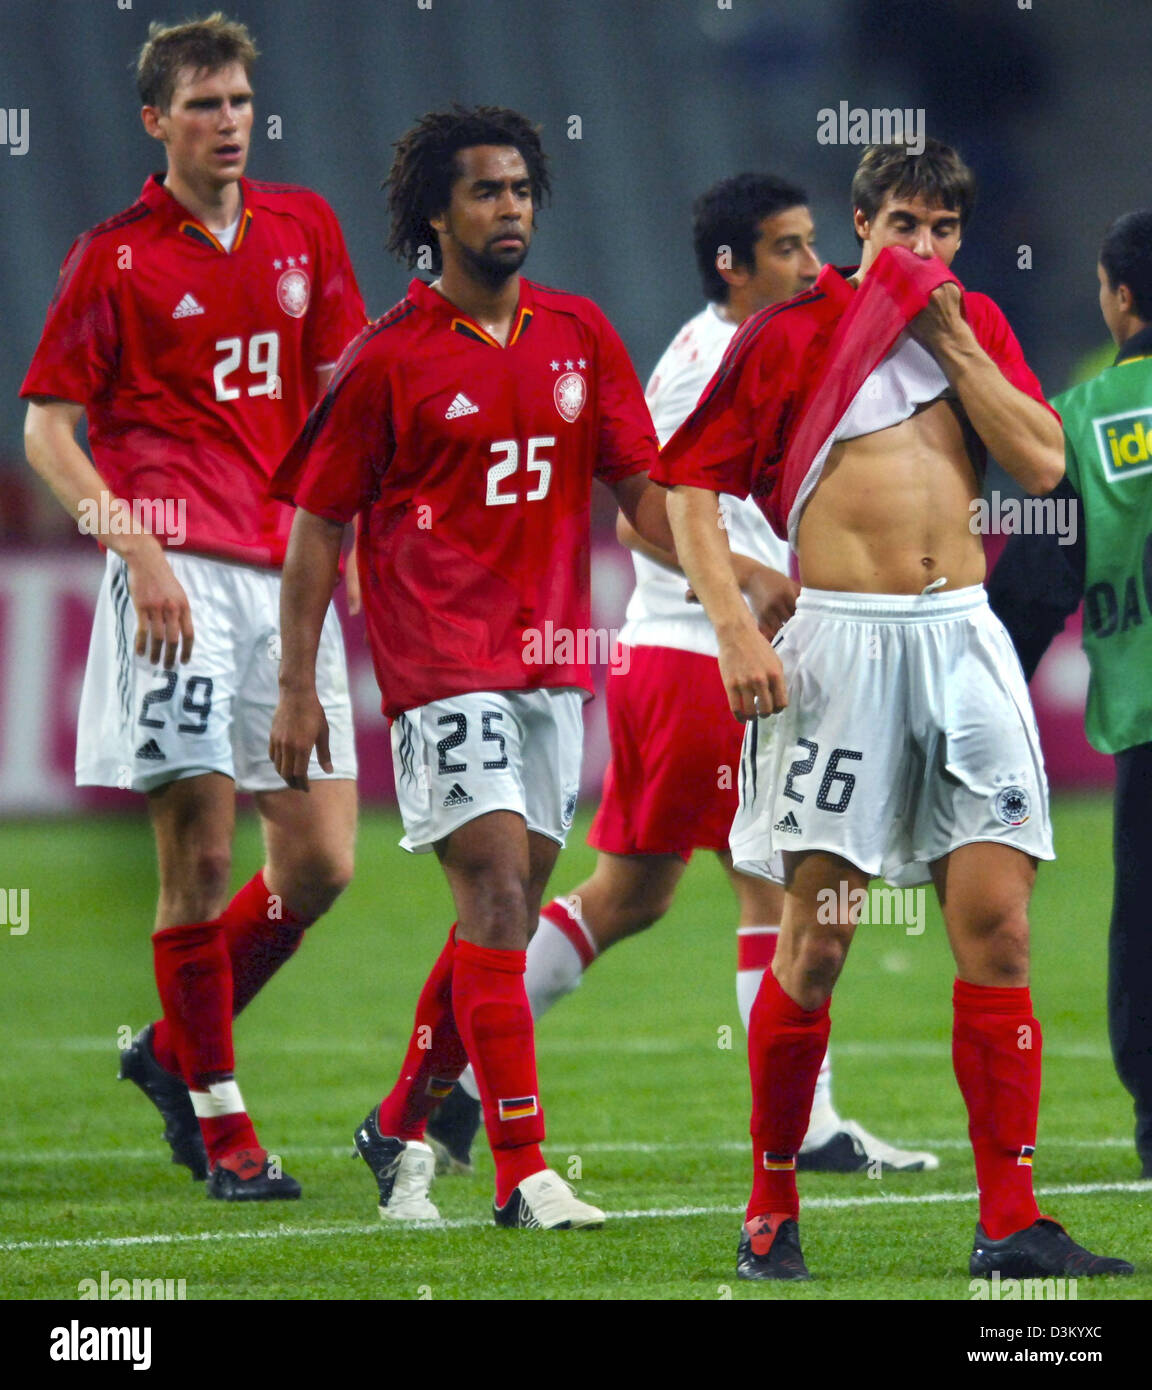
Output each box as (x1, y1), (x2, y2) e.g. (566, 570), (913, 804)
(135, 738), (167, 762)
(444, 393), (479, 419)
(773, 811), (801, 834)
(172, 293), (205, 319)
(442, 783), (474, 808)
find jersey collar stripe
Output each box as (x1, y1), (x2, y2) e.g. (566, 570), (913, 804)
(450, 317), (503, 348)
(509, 306), (533, 345)
(177, 205), (251, 255)
(180, 220), (227, 253)
(231, 207), (254, 253)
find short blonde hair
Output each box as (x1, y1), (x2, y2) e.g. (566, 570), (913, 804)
(136, 12), (258, 111)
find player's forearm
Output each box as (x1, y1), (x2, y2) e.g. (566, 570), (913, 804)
(277, 508), (345, 693)
(614, 475), (676, 554)
(932, 332), (1065, 494)
(667, 486), (760, 640)
(23, 402), (158, 560)
(616, 510), (679, 572)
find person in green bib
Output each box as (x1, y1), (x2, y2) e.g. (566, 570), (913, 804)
(989, 209), (1152, 1177)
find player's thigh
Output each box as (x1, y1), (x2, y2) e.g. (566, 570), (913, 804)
(930, 841), (1033, 987)
(774, 848), (868, 1007)
(392, 689), (582, 855)
(146, 771), (237, 929)
(435, 809), (535, 949)
(253, 777), (357, 914)
(525, 830), (565, 926)
(77, 552), (242, 793)
(718, 851), (785, 926)
(589, 646), (743, 859)
(232, 586), (357, 794)
(566, 852), (688, 949)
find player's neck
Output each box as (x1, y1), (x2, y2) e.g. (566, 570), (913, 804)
(162, 169), (243, 232)
(432, 268), (521, 346)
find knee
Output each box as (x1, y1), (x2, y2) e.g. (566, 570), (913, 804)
(959, 907), (1030, 987)
(276, 848), (355, 921)
(160, 845), (233, 924)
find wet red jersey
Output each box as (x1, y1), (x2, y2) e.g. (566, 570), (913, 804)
(275, 277), (657, 716)
(21, 174), (366, 567)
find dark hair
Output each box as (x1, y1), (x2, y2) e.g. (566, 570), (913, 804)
(1100, 211), (1152, 322)
(136, 11), (257, 110)
(691, 173), (808, 303)
(386, 104), (551, 272)
(850, 139), (975, 243)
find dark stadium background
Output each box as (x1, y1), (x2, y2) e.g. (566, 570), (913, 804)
(0, 0), (1139, 813)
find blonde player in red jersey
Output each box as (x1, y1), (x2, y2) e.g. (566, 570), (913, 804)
(22, 14), (365, 1200)
(270, 106), (698, 1230)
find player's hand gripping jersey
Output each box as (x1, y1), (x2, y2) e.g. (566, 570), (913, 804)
(275, 278), (657, 717)
(652, 247), (1053, 539)
(21, 175), (366, 567)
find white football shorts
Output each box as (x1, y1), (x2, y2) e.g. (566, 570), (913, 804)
(730, 585), (1054, 887)
(391, 688), (584, 853)
(77, 550), (357, 794)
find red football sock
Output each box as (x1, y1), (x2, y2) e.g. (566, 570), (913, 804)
(152, 921), (235, 1087)
(151, 872), (313, 1073)
(452, 938), (546, 1206)
(223, 871), (312, 1015)
(747, 967), (830, 1222)
(737, 926), (779, 973)
(952, 978), (1042, 1240)
(376, 929), (469, 1141)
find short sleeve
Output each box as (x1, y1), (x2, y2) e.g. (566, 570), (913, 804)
(308, 195), (368, 371)
(651, 332), (767, 497)
(20, 234), (119, 406)
(587, 304), (659, 484)
(966, 293), (1061, 422)
(272, 332), (391, 523)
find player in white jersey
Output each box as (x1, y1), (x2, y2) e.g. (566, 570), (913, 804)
(428, 175), (938, 1176)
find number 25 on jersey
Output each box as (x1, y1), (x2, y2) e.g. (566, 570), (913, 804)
(485, 436), (555, 506)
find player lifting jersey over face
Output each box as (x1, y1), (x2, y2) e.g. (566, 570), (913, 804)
(655, 139), (1133, 1283)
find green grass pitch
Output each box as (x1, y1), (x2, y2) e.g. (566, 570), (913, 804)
(2, 796), (1148, 1305)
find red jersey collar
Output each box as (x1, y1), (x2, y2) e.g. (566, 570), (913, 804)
(407, 276), (536, 348)
(138, 173), (253, 254)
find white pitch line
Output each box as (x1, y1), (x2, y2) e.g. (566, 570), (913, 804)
(0, 1136), (1136, 1164)
(2, 1180), (1148, 1255)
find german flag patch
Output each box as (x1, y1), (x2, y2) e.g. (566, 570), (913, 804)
(761, 1152), (796, 1172)
(1017, 1145), (1036, 1167)
(498, 1095), (539, 1122)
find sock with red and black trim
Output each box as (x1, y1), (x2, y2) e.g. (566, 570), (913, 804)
(953, 977), (1042, 1240)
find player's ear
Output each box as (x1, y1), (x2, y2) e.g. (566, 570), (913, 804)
(852, 207), (870, 243)
(141, 105), (167, 142)
(428, 208), (448, 236)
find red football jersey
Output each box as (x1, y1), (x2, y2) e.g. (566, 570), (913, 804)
(275, 277), (657, 716)
(654, 250), (1056, 544)
(21, 175), (366, 567)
